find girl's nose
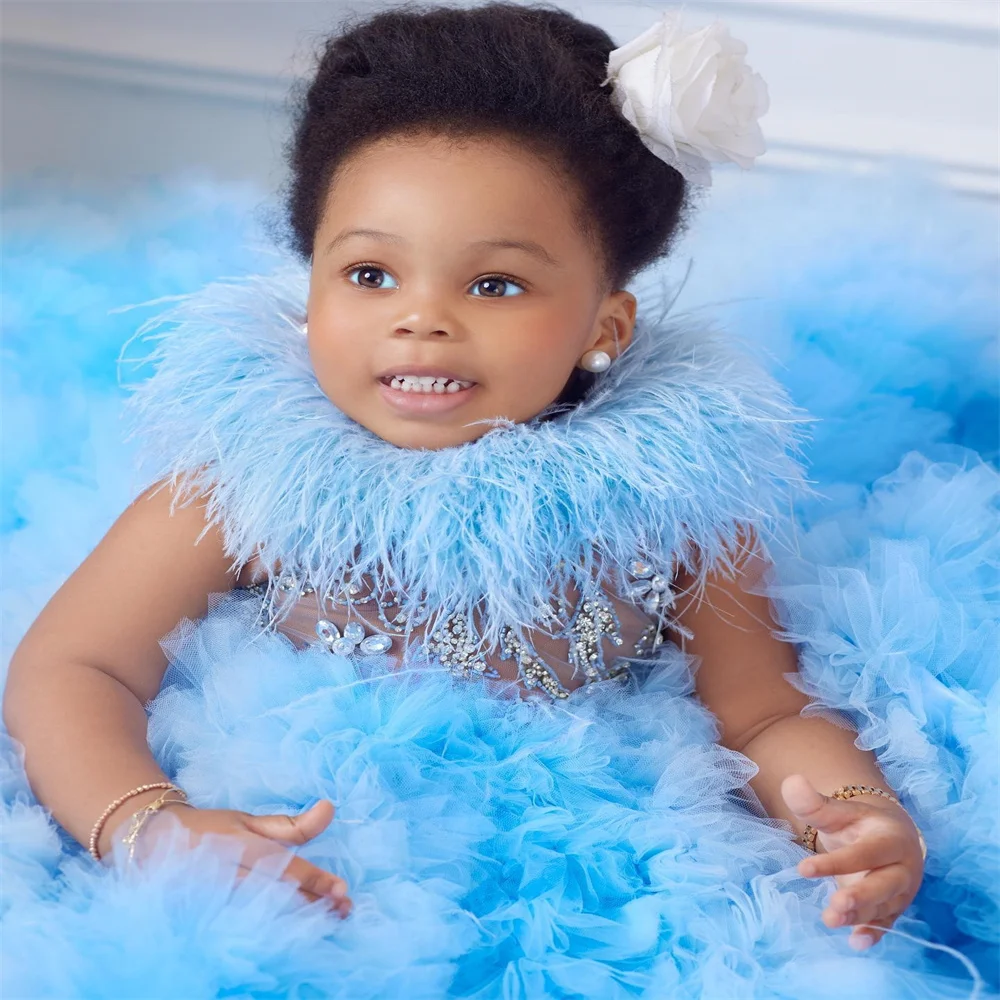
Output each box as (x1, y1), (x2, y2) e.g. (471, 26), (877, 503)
(393, 323), (453, 339)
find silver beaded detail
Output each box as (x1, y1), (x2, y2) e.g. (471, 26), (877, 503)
(425, 611), (498, 678)
(499, 626), (570, 699)
(633, 622), (662, 657)
(625, 558), (674, 614)
(239, 555), (684, 699)
(327, 578), (429, 633)
(566, 592), (624, 684)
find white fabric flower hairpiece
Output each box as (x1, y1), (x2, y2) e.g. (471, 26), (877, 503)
(601, 10), (769, 187)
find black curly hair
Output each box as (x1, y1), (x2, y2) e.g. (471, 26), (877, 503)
(280, 1), (697, 407)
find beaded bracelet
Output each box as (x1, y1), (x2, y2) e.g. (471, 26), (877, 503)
(800, 783), (927, 860)
(89, 781), (188, 862)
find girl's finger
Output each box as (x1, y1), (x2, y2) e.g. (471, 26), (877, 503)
(282, 855), (352, 911)
(244, 801), (336, 846)
(781, 774), (862, 837)
(850, 913), (900, 950)
(798, 835), (900, 878)
(872, 892), (911, 925)
(235, 857), (325, 903)
(824, 864), (911, 926)
(826, 888), (906, 933)
(220, 847), (352, 917)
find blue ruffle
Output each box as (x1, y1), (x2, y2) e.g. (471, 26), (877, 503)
(2, 169), (997, 998)
(2, 592), (987, 998)
(767, 448), (1000, 983)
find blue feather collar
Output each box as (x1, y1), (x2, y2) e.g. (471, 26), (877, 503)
(122, 263), (806, 650)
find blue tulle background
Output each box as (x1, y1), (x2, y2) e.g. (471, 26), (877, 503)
(1, 164), (997, 999)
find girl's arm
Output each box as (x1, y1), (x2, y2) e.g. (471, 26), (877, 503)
(2, 481), (238, 858)
(670, 532), (925, 949)
(671, 539), (893, 823)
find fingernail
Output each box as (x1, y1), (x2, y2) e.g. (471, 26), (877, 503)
(849, 932), (874, 951)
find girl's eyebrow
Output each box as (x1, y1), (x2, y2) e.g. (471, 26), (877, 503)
(324, 228), (561, 268)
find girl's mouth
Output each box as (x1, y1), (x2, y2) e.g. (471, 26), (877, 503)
(376, 374), (479, 415)
(378, 374), (476, 394)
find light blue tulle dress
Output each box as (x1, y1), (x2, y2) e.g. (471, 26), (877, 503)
(1, 166), (996, 1000)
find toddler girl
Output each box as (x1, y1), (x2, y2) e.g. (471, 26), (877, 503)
(5, 4), (983, 996)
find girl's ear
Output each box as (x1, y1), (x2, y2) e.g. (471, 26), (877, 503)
(587, 290), (637, 359)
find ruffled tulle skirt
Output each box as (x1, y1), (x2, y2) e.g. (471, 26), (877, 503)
(2, 167), (997, 998)
(1, 583), (989, 999)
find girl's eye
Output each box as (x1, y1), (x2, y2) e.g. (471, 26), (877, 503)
(346, 265), (398, 290)
(345, 267), (524, 297)
(470, 276), (526, 298)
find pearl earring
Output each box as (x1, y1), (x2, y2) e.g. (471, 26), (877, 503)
(580, 349), (612, 373)
(300, 321), (309, 335)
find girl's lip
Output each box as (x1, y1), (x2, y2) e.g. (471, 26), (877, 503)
(375, 367), (476, 383)
(377, 379), (479, 416)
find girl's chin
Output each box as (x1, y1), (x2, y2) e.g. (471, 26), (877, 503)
(377, 424), (493, 450)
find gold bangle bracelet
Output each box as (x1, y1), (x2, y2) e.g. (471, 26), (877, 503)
(799, 784), (927, 860)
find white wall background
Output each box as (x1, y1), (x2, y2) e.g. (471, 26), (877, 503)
(2, 0), (998, 200)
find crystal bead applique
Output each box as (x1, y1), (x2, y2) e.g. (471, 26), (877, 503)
(425, 610), (500, 679)
(633, 622), (661, 657)
(343, 622), (366, 643)
(499, 626), (570, 699)
(359, 634), (393, 654)
(325, 577), (430, 633)
(625, 558), (671, 617)
(621, 556), (677, 649)
(314, 617), (394, 657)
(565, 592), (625, 684)
(315, 619), (340, 645)
(236, 558), (677, 700)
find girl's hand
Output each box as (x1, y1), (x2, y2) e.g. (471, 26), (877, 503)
(112, 799), (352, 918)
(781, 774), (924, 951)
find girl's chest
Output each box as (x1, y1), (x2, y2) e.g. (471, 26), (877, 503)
(234, 552), (676, 701)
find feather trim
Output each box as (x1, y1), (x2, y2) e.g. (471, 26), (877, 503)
(120, 262), (809, 651)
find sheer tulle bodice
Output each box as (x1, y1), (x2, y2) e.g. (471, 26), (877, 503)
(237, 557), (675, 701)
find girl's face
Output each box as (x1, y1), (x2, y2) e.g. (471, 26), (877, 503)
(307, 133), (636, 450)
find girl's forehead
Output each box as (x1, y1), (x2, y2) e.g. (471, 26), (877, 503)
(317, 134), (594, 257)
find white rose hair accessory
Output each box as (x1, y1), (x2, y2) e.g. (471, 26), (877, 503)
(601, 10), (769, 186)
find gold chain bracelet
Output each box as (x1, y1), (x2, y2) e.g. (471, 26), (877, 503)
(89, 782), (188, 862)
(800, 784), (927, 860)
(120, 788), (192, 865)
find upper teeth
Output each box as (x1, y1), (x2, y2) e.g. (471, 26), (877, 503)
(387, 375), (474, 394)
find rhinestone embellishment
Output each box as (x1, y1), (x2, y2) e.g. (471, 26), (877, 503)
(566, 593), (624, 683)
(314, 617), (393, 657)
(499, 626), (569, 699)
(633, 622), (662, 656)
(242, 555), (682, 699)
(425, 611), (497, 677)
(626, 558), (674, 619)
